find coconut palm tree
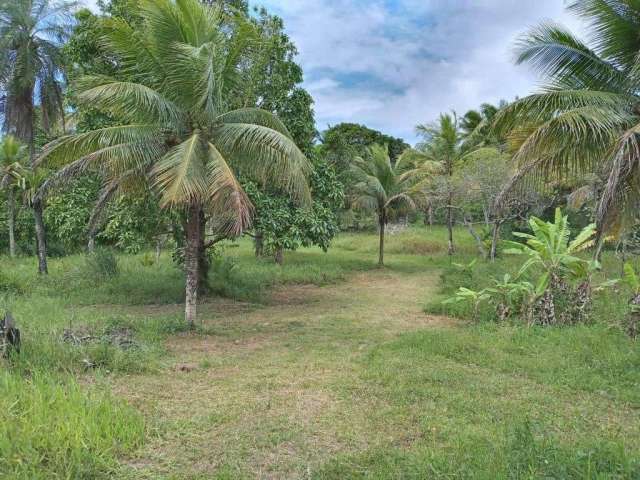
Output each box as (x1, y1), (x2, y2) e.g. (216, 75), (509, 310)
(41, 0), (311, 326)
(461, 101), (507, 147)
(0, 0), (76, 273)
(415, 113), (466, 255)
(396, 146), (443, 226)
(0, 136), (28, 257)
(351, 144), (420, 266)
(494, 0), (640, 246)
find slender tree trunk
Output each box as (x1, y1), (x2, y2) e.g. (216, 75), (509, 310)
(446, 191), (455, 255)
(13, 85), (47, 273)
(33, 199), (48, 274)
(7, 189), (16, 258)
(155, 236), (164, 263)
(490, 220), (502, 262)
(87, 235), (96, 253)
(274, 247), (284, 265)
(378, 211), (385, 267)
(197, 210), (209, 294)
(462, 214), (486, 258)
(184, 205), (201, 328)
(255, 231), (264, 257)
(427, 202), (434, 226)
(482, 206), (490, 227)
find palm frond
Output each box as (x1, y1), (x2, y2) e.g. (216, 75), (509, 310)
(152, 133), (209, 207)
(213, 123), (311, 204)
(514, 21), (626, 91)
(75, 79), (185, 126)
(204, 141), (252, 236)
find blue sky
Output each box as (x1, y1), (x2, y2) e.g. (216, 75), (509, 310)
(84, 1), (585, 145)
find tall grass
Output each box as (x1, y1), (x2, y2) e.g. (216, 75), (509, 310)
(0, 372), (144, 479)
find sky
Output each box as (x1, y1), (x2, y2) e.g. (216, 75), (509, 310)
(84, 1), (586, 145)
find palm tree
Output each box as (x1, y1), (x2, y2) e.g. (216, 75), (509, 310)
(351, 144), (419, 266)
(494, 0), (640, 247)
(396, 147), (443, 226)
(41, 0), (311, 326)
(0, 0), (76, 273)
(0, 136), (28, 257)
(416, 113), (465, 255)
(461, 101), (507, 147)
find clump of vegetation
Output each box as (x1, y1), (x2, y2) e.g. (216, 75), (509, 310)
(441, 209), (621, 326)
(84, 248), (119, 280)
(622, 263), (640, 338)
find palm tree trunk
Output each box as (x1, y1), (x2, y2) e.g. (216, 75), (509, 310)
(7, 188), (16, 258)
(197, 209), (209, 295)
(446, 191), (455, 255)
(378, 211), (385, 267)
(33, 199), (48, 274)
(184, 204), (201, 328)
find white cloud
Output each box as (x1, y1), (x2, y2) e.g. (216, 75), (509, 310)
(257, 0), (587, 144)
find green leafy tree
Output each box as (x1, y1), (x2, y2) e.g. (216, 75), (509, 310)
(494, 1), (640, 246)
(244, 158), (343, 264)
(43, 175), (104, 252)
(42, 0), (311, 326)
(0, 0), (76, 273)
(350, 144), (420, 266)
(99, 191), (167, 254)
(320, 123), (410, 171)
(0, 136), (28, 257)
(239, 7), (316, 153)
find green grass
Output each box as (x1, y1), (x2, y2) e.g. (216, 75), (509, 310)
(0, 372), (144, 479)
(316, 324), (639, 479)
(1, 225), (639, 478)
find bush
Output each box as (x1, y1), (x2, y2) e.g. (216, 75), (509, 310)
(85, 248), (119, 279)
(0, 271), (23, 295)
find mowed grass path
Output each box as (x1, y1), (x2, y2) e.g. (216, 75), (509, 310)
(103, 234), (639, 479)
(2, 227), (638, 479)
(112, 268), (451, 478)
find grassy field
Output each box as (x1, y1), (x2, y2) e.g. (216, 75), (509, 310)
(1, 226), (639, 479)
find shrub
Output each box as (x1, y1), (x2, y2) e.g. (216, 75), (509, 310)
(0, 271), (23, 295)
(85, 248), (119, 279)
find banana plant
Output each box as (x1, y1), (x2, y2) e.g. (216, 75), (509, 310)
(484, 273), (522, 321)
(504, 208), (597, 290)
(442, 287), (490, 322)
(622, 263), (640, 338)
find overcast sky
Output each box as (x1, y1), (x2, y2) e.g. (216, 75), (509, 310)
(84, 1), (586, 145)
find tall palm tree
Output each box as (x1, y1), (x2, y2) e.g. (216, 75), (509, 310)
(41, 0), (311, 326)
(0, 0), (76, 273)
(351, 144), (419, 266)
(416, 113), (465, 255)
(0, 136), (28, 257)
(494, 0), (640, 245)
